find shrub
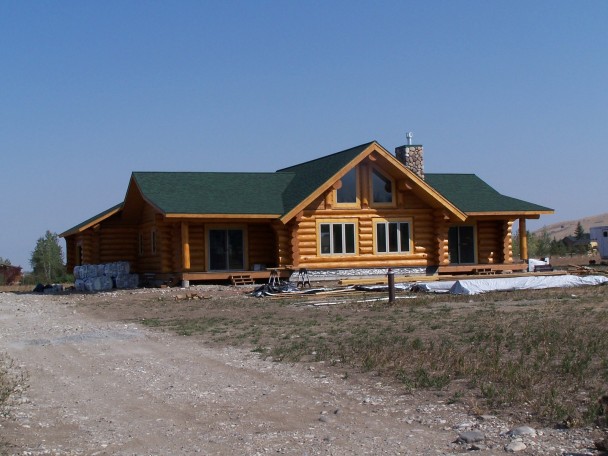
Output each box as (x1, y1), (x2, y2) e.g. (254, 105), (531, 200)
(0, 353), (27, 417)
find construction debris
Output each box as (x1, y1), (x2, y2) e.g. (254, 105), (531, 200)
(173, 292), (210, 301)
(251, 274), (608, 298)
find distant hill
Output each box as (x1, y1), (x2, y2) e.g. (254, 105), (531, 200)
(533, 213), (608, 240)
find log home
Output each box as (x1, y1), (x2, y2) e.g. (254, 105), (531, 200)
(60, 141), (553, 284)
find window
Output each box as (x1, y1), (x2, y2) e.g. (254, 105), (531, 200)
(371, 169), (393, 205)
(319, 222), (356, 255)
(151, 229), (157, 255)
(336, 168), (358, 205)
(375, 221), (411, 253)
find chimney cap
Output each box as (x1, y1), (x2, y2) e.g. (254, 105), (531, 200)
(406, 131), (413, 145)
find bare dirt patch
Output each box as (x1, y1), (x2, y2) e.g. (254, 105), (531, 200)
(1, 283), (607, 455)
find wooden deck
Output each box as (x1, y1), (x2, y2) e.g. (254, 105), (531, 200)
(141, 269), (294, 286)
(141, 264), (531, 286)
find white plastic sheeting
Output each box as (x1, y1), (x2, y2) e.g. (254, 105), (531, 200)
(448, 275), (608, 295)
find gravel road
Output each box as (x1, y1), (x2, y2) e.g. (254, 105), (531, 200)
(0, 291), (604, 455)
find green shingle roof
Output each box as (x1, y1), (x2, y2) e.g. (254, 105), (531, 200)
(277, 142), (374, 215)
(133, 172), (295, 215)
(133, 142), (374, 216)
(425, 174), (553, 213)
(60, 203), (123, 237)
(62, 141), (553, 237)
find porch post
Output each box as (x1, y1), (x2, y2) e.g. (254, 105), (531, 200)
(519, 218), (528, 261)
(181, 222), (191, 270)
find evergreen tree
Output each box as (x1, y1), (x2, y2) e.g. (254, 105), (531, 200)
(550, 238), (567, 256)
(574, 222), (585, 240)
(530, 228), (551, 258)
(30, 231), (65, 283)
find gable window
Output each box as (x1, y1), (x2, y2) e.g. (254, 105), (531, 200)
(335, 168), (358, 205)
(371, 169), (393, 205)
(375, 220), (411, 253)
(319, 222), (356, 255)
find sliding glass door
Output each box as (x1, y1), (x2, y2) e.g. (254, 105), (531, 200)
(208, 229), (245, 271)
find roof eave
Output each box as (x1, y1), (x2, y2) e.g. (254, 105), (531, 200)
(128, 174), (167, 216)
(164, 213), (281, 219)
(465, 210), (555, 219)
(59, 205), (123, 238)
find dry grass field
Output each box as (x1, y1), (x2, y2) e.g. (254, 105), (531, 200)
(66, 278), (608, 430)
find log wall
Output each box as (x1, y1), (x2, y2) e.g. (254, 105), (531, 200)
(476, 220), (514, 264)
(290, 185), (440, 269)
(248, 224), (277, 268)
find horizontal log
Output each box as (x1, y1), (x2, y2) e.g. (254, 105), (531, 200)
(296, 234), (318, 243)
(293, 242), (318, 251)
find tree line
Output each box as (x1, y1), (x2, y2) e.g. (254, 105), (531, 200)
(1, 231), (69, 285)
(513, 222), (591, 259)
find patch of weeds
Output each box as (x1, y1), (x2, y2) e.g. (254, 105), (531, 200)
(411, 337), (424, 350)
(0, 353), (28, 418)
(447, 390), (464, 404)
(140, 318), (162, 327)
(251, 346), (268, 355)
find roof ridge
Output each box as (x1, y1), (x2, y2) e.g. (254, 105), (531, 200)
(426, 172), (477, 176)
(276, 141), (375, 172)
(133, 171), (289, 176)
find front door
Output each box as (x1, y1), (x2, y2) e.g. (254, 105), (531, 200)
(448, 226), (475, 264)
(208, 229), (245, 271)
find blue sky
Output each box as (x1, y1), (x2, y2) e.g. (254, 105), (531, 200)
(2, 1), (607, 269)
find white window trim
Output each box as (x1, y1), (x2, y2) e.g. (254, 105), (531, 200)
(318, 220), (358, 256)
(373, 219), (412, 254)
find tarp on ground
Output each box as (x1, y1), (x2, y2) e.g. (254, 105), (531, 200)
(448, 275), (608, 295)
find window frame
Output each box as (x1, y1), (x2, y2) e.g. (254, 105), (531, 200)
(369, 167), (396, 208)
(373, 218), (412, 254)
(317, 220), (358, 256)
(334, 168), (360, 208)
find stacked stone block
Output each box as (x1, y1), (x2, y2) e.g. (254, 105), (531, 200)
(395, 145), (424, 179)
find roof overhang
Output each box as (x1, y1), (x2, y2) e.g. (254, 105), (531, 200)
(59, 204), (123, 238)
(163, 213), (281, 220)
(465, 210), (554, 219)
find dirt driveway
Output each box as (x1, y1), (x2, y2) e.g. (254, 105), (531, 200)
(0, 290), (603, 455)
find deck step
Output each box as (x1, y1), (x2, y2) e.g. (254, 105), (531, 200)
(230, 274), (255, 285)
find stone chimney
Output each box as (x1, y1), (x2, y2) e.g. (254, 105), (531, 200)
(395, 144), (424, 179)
